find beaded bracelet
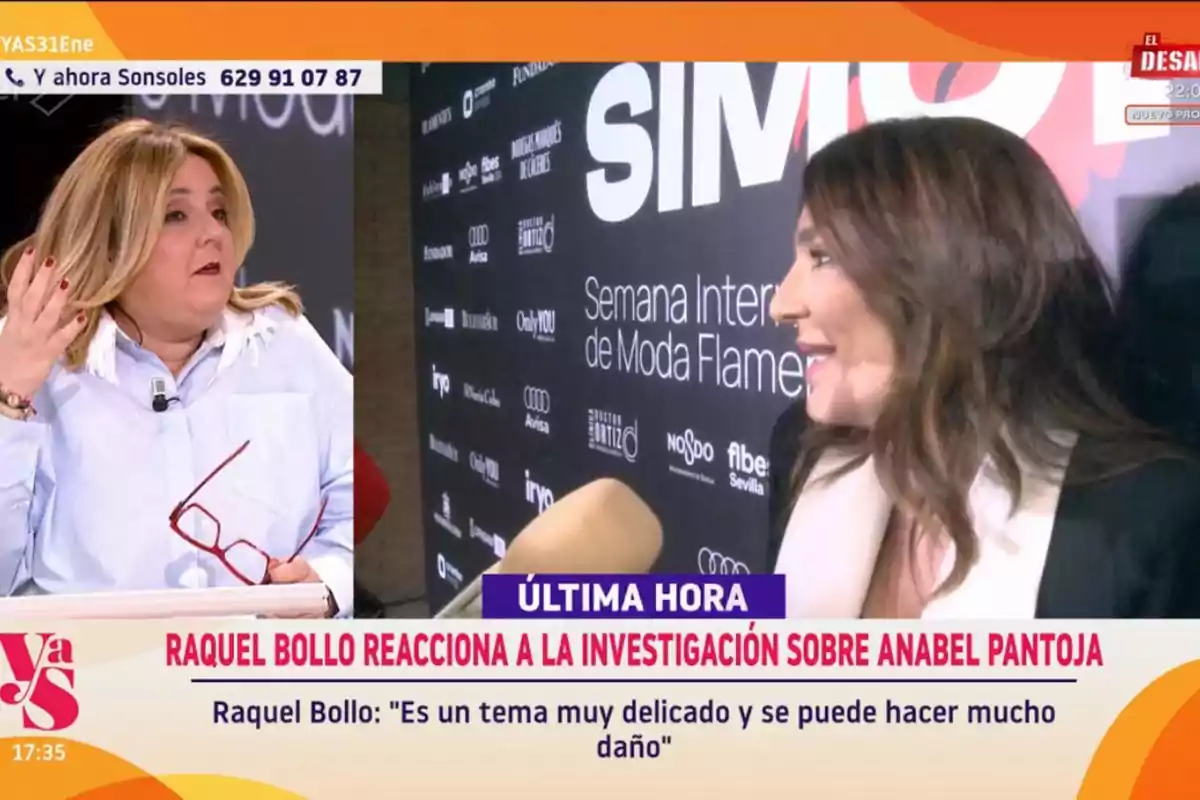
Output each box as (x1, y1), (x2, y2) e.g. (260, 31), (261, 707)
(0, 384), (35, 421)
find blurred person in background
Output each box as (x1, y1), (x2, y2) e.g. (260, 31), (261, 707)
(766, 116), (1200, 619)
(353, 440), (391, 617)
(0, 119), (353, 617)
(1115, 184), (1200, 453)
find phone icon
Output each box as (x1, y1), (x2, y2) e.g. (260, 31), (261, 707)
(5, 68), (25, 88)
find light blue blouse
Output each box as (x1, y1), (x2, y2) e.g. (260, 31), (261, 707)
(0, 305), (354, 617)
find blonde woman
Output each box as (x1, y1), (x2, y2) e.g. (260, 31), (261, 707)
(0, 119), (353, 617)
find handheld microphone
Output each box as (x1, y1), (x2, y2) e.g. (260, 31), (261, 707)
(433, 478), (663, 619)
(150, 377), (170, 413)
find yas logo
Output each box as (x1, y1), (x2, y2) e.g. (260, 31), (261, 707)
(0, 633), (78, 731)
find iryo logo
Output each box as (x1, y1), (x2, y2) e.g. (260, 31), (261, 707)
(432, 364), (451, 398)
(0, 633), (79, 731)
(524, 470), (556, 513)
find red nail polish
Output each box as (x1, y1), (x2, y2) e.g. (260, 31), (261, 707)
(24, 247), (33, 256)
(44, 257), (55, 268)
(76, 313), (85, 323)
(59, 279), (69, 291)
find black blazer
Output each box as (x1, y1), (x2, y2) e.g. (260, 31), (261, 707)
(766, 403), (1200, 619)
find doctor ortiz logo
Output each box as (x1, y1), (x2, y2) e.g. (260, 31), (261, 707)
(0, 633), (79, 731)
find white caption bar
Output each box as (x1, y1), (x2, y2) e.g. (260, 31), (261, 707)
(1125, 103), (1200, 126)
(0, 61), (382, 95)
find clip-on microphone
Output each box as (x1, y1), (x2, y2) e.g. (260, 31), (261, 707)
(151, 377), (171, 413)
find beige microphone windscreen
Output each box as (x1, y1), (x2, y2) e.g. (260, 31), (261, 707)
(497, 478), (662, 575)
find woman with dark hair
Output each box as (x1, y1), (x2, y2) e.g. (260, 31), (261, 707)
(767, 116), (1200, 619)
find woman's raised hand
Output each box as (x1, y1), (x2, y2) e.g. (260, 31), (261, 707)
(0, 248), (87, 399)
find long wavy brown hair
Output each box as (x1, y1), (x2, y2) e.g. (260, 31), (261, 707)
(790, 116), (1171, 594)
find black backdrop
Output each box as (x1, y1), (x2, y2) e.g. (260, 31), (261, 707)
(410, 62), (1200, 613)
(0, 96), (128, 266)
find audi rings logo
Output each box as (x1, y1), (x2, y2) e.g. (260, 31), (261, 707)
(524, 386), (551, 414)
(468, 224), (490, 248)
(697, 547), (749, 575)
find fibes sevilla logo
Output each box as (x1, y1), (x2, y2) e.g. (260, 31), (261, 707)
(790, 63), (1128, 209)
(0, 633), (79, 731)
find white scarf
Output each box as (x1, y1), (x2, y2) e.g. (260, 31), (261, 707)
(774, 432), (1077, 619)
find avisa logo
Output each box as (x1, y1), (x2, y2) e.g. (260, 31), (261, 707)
(667, 429), (714, 466)
(468, 224), (489, 265)
(468, 224), (489, 248)
(697, 547), (750, 576)
(524, 386), (551, 435)
(524, 386), (551, 414)
(516, 309), (555, 343)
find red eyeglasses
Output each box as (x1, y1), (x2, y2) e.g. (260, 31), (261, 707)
(169, 440), (327, 586)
